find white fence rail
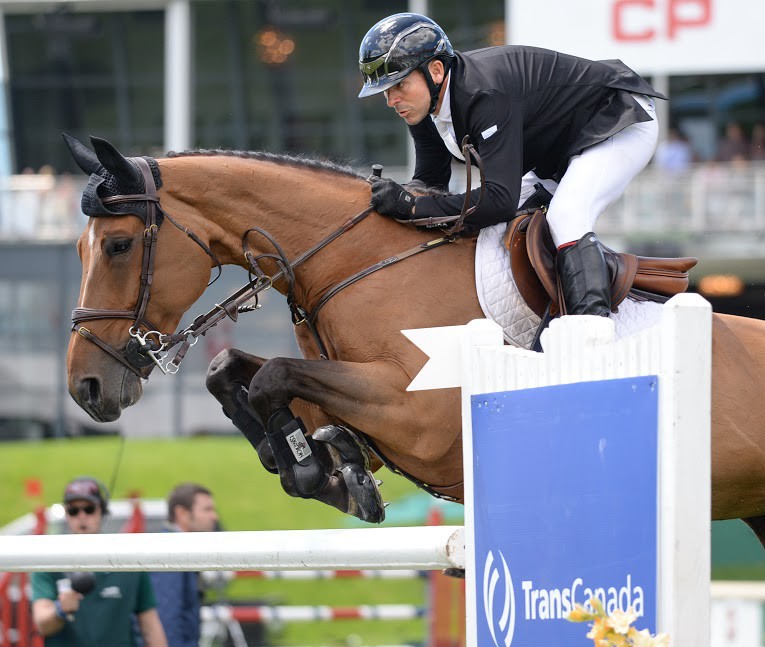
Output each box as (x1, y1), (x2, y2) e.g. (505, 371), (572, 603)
(0, 526), (465, 573)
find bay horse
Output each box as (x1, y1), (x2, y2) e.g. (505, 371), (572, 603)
(63, 135), (765, 547)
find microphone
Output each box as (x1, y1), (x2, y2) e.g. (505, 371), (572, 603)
(69, 572), (97, 595)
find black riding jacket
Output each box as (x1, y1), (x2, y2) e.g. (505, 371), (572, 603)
(410, 46), (665, 229)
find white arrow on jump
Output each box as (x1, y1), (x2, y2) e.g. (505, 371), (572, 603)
(402, 319), (504, 392)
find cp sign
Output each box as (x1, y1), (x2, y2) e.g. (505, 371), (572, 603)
(509, 0), (765, 75)
(613, 0), (711, 41)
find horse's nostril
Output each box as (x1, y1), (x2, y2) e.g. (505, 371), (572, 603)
(78, 377), (101, 407)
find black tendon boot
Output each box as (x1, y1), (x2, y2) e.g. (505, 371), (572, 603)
(556, 232), (612, 316)
(266, 412), (385, 523)
(220, 386), (276, 473)
(266, 408), (329, 499)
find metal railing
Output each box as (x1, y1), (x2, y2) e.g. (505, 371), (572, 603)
(0, 173), (86, 241)
(0, 162), (764, 242)
(600, 162), (765, 237)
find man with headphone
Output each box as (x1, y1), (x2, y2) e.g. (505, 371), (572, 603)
(31, 476), (167, 646)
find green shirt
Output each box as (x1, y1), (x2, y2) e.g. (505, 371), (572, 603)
(31, 571), (157, 647)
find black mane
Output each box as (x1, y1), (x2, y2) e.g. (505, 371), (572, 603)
(166, 148), (366, 181)
(165, 148), (451, 197)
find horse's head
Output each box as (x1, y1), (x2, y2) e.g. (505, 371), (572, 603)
(64, 135), (213, 422)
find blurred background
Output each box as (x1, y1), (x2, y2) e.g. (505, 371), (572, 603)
(0, 0), (763, 440)
(0, 1), (763, 644)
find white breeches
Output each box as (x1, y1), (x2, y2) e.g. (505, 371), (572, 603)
(520, 94), (659, 248)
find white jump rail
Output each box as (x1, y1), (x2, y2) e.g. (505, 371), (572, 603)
(0, 526), (465, 573)
(711, 581), (765, 601)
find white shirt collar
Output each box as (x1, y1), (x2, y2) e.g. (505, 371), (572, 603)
(430, 73), (464, 161)
(432, 72), (453, 125)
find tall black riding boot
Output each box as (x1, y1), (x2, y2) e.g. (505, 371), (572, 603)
(556, 232), (612, 316)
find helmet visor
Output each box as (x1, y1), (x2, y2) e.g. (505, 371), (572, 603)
(358, 54), (414, 98)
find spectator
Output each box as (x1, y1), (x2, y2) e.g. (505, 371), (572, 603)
(717, 121), (749, 162)
(31, 477), (168, 647)
(654, 127), (693, 172)
(751, 123), (765, 161)
(151, 483), (219, 647)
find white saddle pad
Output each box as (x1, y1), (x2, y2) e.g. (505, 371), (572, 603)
(475, 222), (663, 349)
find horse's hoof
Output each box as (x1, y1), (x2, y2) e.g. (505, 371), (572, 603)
(313, 424), (371, 470)
(338, 462), (386, 524)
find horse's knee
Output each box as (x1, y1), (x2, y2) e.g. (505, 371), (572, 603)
(248, 357), (294, 415)
(206, 348), (264, 401)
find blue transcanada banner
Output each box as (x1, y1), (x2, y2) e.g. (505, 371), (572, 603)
(471, 376), (658, 646)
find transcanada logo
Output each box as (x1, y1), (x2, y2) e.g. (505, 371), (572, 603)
(521, 575), (645, 620)
(482, 549), (646, 645)
(483, 550), (515, 647)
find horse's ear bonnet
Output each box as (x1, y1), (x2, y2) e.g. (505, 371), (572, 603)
(62, 133), (163, 224)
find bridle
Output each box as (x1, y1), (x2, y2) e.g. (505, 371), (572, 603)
(71, 156), (222, 378)
(71, 140), (484, 377)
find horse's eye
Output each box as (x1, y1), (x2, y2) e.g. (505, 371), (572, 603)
(107, 239), (133, 256)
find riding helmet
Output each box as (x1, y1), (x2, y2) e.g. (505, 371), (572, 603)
(358, 13), (454, 100)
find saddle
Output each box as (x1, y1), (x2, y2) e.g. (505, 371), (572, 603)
(504, 209), (698, 318)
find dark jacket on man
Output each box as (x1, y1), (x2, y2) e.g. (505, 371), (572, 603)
(410, 46), (665, 229)
(150, 526), (201, 647)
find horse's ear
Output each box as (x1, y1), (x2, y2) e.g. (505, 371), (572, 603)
(62, 133), (102, 175)
(90, 136), (142, 186)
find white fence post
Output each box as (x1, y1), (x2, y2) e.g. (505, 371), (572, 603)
(408, 293), (712, 645)
(657, 294), (712, 644)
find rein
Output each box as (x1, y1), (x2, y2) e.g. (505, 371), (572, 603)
(241, 138), (484, 360)
(72, 140), (485, 374)
(405, 136), (485, 232)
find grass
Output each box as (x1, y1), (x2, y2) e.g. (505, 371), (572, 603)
(0, 436), (422, 530)
(0, 436), (436, 646)
(3, 437), (763, 645)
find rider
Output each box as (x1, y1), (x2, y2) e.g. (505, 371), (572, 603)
(358, 13), (664, 316)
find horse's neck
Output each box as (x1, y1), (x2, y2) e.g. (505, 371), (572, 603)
(158, 155), (378, 296)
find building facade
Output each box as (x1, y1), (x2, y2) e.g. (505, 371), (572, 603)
(0, 0), (763, 439)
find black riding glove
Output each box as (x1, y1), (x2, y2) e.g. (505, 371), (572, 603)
(370, 178), (416, 222)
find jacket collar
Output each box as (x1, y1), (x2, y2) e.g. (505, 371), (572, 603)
(446, 54), (467, 145)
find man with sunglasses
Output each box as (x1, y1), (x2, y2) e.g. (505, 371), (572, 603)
(31, 477), (167, 646)
(359, 13), (663, 318)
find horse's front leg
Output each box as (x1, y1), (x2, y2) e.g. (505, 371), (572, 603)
(206, 349), (276, 472)
(247, 356), (460, 519)
(207, 349), (385, 522)
(248, 356), (457, 462)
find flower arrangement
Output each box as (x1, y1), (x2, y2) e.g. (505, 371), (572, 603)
(566, 596), (670, 646)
